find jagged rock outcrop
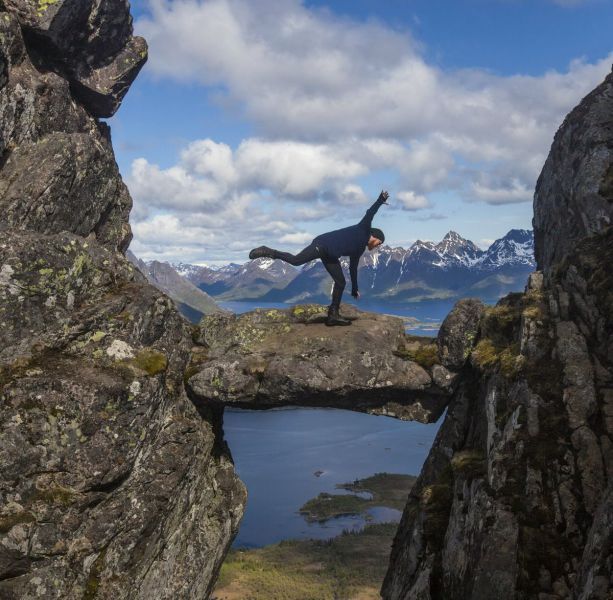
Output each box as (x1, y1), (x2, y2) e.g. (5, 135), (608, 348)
(437, 298), (484, 371)
(383, 68), (613, 599)
(0, 4), (244, 599)
(3, 0), (147, 117)
(0, 6), (134, 252)
(186, 304), (475, 423)
(533, 69), (613, 273)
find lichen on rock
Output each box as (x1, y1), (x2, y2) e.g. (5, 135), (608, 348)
(0, 3), (245, 598)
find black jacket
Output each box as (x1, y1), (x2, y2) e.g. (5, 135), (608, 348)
(313, 195), (385, 292)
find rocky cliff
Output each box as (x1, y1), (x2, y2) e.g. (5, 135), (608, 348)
(1, 3), (611, 599)
(0, 2), (244, 598)
(382, 68), (613, 599)
(185, 302), (482, 424)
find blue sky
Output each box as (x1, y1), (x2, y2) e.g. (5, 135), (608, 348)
(112, 0), (613, 264)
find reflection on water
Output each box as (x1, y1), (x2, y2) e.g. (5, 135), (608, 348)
(225, 407), (441, 548)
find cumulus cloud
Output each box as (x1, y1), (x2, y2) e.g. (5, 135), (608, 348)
(128, 0), (613, 261)
(126, 137), (370, 262)
(136, 1), (611, 199)
(397, 190), (431, 211)
(470, 178), (533, 205)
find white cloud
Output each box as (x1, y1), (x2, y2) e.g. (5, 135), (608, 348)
(234, 139), (365, 195)
(397, 190), (431, 211)
(279, 232), (313, 244)
(471, 178), (533, 205)
(136, 0), (612, 205)
(127, 0), (613, 262)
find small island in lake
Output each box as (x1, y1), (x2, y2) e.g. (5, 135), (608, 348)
(212, 472), (416, 600)
(299, 473), (417, 522)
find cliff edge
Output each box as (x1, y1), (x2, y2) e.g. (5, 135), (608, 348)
(0, 3), (245, 598)
(382, 69), (613, 599)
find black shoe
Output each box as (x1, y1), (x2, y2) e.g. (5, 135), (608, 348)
(249, 246), (274, 260)
(326, 306), (352, 326)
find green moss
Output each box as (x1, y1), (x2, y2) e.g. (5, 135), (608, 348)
(70, 253), (93, 279)
(131, 349), (167, 376)
(37, 0), (59, 14)
(0, 511), (35, 533)
(394, 342), (439, 369)
(450, 449), (486, 478)
(290, 304), (327, 321)
(90, 331), (106, 343)
(83, 547), (107, 600)
(32, 485), (78, 506)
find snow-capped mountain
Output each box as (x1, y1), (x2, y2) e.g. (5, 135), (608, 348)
(477, 229), (534, 269)
(164, 229), (535, 305)
(258, 229), (535, 304)
(180, 257), (299, 300)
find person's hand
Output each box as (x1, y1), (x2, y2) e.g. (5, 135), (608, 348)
(378, 190), (389, 204)
(351, 290), (360, 299)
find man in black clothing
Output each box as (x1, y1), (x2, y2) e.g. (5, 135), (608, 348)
(249, 190), (389, 326)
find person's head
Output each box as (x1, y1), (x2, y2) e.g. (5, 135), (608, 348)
(368, 228), (385, 250)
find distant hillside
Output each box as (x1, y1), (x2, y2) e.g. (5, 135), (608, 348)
(127, 251), (224, 322)
(177, 257), (298, 301)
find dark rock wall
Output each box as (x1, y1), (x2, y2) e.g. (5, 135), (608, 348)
(383, 70), (613, 599)
(0, 3), (245, 598)
(533, 68), (613, 274)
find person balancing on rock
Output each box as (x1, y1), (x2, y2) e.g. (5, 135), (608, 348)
(249, 190), (389, 326)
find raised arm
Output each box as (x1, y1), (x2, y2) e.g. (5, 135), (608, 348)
(358, 190), (389, 229)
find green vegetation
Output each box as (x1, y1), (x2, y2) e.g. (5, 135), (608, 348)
(213, 473), (416, 599)
(0, 511), (35, 534)
(299, 473), (416, 522)
(83, 548), (107, 600)
(393, 337), (440, 369)
(213, 523), (398, 600)
(130, 348), (168, 376)
(450, 449), (486, 478)
(299, 493), (370, 523)
(32, 485), (78, 506)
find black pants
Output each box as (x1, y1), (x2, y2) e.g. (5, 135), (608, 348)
(272, 242), (345, 308)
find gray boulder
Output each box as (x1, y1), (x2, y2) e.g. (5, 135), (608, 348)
(437, 298), (484, 370)
(187, 304), (455, 423)
(533, 65), (613, 274)
(3, 0), (147, 117)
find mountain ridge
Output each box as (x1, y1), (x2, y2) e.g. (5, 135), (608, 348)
(179, 228), (534, 303)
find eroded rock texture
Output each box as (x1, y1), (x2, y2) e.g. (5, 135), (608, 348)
(186, 303), (474, 423)
(0, 4), (244, 599)
(383, 69), (613, 599)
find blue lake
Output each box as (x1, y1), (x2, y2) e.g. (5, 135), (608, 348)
(225, 407), (442, 548)
(218, 299), (451, 548)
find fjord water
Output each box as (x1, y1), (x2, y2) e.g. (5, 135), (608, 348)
(218, 299), (449, 548)
(225, 407), (441, 548)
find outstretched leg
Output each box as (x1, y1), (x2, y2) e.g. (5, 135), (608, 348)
(249, 242), (320, 266)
